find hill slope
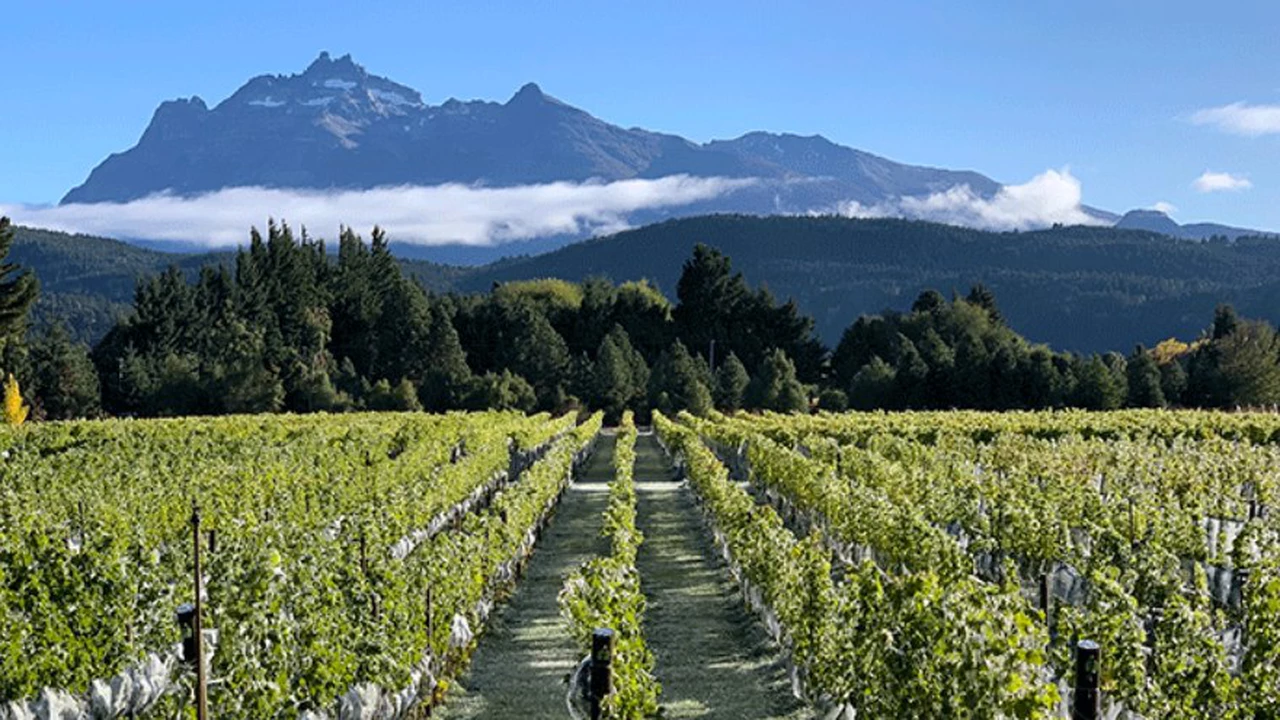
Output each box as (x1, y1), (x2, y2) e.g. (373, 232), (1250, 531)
(462, 215), (1280, 352)
(10, 226), (459, 341)
(14, 216), (1280, 353)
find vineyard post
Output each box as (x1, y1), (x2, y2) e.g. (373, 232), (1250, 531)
(1039, 573), (1052, 623)
(589, 628), (615, 720)
(1072, 640), (1100, 720)
(426, 586), (434, 645)
(191, 502), (209, 720)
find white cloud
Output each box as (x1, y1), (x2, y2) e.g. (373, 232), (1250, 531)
(1191, 102), (1280, 136)
(0, 175), (756, 248)
(833, 169), (1104, 231)
(1152, 201), (1177, 215)
(1192, 171), (1252, 193)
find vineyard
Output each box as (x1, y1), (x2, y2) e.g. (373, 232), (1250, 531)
(659, 409), (1280, 718)
(0, 411), (600, 718)
(2, 409), (1279, 718)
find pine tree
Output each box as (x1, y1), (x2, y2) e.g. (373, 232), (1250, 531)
(747, 349), (808, 412)
(649, 340), (713, 416)
(715, 352), (750, 411)
(591, 333), (637, 422)
(28, 322), (102, 420)
(965, 283), (1003, 324)
(1126, 346), (1166, 408)
(1215, 319), (1280, 406)
(0, 218), (38, 347)
(1073, 355), (1126, 410)
(848, 356), (897, 410)
(420, 304), (472, 410)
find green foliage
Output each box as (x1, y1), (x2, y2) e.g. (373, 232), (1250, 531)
(463, 370), (537, 412)
(367, 378), (423, 412)
(589, 326), (648, 423)
(816, 387), (848, 412)
(848, 356), (896, 410)
(714, 352), (750, 412)
(746, 348), (808, 413)
(1126, 346), (1166, 408)
(648, 340), (713, 416)
(0, 410), (597, 713)
(26, 322), (101, 420)
(1074, 355), (1127, 410)
(0, 218), (40, 344)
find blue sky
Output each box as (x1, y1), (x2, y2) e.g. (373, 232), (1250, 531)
(4, 0), (1280, 230)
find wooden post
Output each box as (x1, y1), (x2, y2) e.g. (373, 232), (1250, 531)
(191, 502), (209, 720)
(207, 529), (216, 554)
(426, 586), (434, 644)
(1073, 640), (1100, 720)
(589, 628), (615, 720)
(1040, 573), (1052, 620)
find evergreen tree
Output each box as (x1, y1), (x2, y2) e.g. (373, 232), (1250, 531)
(1073, 355), (1126, 410)
(1159, 359), (1188, 407)
(420, 304), (472, 411)
(892, 334), (929, 408)
(965, 283), (1003, 324)
(1211, 304), (1240, 340)
(590, 332), (639, 422)
(673, 245), (747, 368)
(1126, 346), (1166, 408)
(464, 370), (537, 412)
(715, 352), (750, 412)
(27, 322), (101, 420)
(368, 378), (424, 411)
(817, 387), (849, 412)
(911, 289), (947, 314)
(649, 340), (713, 416)
(1214, 319), (1280, 406)
(747, 348), (808, 413)
(848, 356), (897, 410)
(0, 218), (38, 351)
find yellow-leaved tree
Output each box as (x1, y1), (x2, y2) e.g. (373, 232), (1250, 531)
(4, 373), (28, 426)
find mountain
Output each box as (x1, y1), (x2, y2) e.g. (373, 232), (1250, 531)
(63, 53), (1007, 214)
(1114, 209), (1272, 241)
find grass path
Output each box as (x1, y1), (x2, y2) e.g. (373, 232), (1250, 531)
(633, 433), (812, 720)
(437, 435), (614, 719)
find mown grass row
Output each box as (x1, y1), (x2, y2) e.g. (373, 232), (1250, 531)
(559, 412), (662, 718)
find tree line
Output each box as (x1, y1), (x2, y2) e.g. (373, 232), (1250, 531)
(1, 217), (1278, 422)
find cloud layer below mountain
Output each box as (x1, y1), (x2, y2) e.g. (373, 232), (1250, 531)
(833, 169), (1103, 231)
(1, 176), (757, 248)
(2, 170), (1107, 248)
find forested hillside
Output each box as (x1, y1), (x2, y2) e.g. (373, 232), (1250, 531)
(16, 216), (1280, 353)
(9, 225), (460, 341)
(465, 215), (1280, 352)
(4, 215), (1279, 422)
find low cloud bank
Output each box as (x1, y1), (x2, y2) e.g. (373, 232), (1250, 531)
(833, 169), (1104, 231)
(1, 175), (756, 248)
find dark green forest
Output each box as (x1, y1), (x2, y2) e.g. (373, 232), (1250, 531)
(3, 215), (1280, 421)
(16, 214), (1280, 355)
